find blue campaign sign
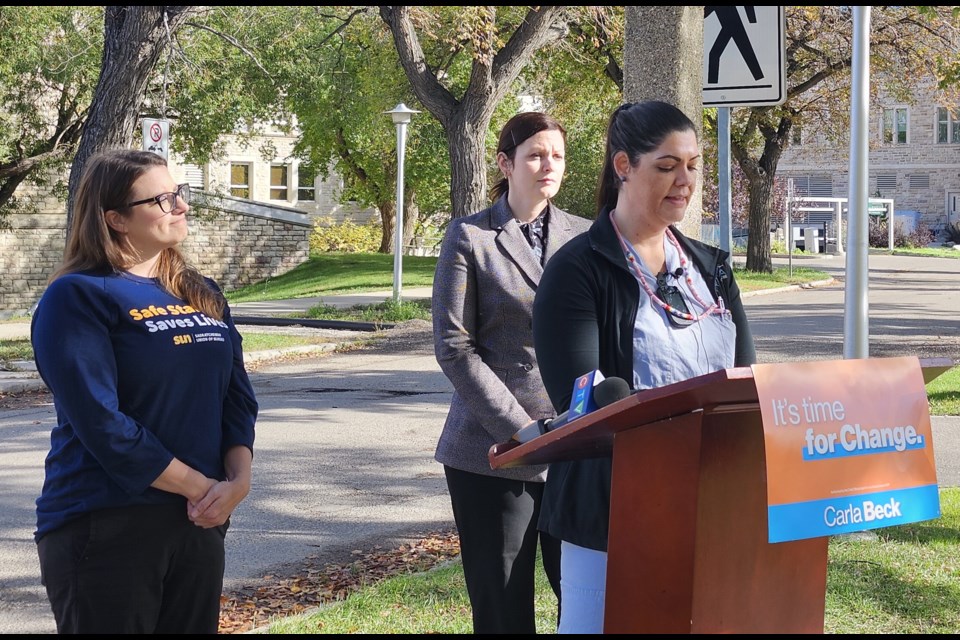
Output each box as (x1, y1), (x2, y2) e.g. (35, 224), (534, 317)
(703, 6), (786, 107)
(767, 485), (941, 543)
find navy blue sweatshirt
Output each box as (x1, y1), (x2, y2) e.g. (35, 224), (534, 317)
(31, 270), (258, 541)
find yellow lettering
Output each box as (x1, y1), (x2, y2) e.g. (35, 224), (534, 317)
(129, 308), (144, 321)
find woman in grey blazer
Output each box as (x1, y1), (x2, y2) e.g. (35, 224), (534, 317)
(432, 111), (591, 633)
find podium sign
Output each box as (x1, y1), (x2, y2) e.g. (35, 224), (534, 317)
(489, 357), (952, 633)
(754, 356), (940, 543)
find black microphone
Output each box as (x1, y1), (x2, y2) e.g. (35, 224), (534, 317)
(512, 377), (631, 443)
(657, 268), (684, 286)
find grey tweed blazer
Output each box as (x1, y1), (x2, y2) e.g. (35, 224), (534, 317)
(432, 195), (591, 481)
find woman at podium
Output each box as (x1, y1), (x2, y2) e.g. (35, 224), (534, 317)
(532, 101), (756, 633)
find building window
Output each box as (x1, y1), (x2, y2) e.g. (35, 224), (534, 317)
(882, 107), (908, 144)
(270, 164), (289, 200)
(936, 106), (960, 144)
(230, 163), (250, 198)
(297, 165), (316, 202)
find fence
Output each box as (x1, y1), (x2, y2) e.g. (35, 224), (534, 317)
(779, 197), (896, 253)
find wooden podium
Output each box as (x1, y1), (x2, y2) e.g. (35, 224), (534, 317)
(488, 359), (952, 634)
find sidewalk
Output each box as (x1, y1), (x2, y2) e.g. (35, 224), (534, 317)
(0, 287), (436, 394)
(230, 286), (434, 317)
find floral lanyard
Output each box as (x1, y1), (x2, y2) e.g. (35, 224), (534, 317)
(610, 211), (726, 323)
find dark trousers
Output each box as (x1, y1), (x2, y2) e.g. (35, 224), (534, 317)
(37, 502), (228, 634)
(444, 465), (562, 634)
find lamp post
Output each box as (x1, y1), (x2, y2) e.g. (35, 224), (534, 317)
(385, 102), (420, 304)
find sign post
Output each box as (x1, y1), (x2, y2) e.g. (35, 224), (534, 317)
(141, 118), (170, 160)
(703, 6), (786, 253)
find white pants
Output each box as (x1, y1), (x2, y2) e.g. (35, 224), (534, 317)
(558, 541), (607, 634)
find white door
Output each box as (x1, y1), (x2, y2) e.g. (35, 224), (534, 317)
(949, 191), (960, 226)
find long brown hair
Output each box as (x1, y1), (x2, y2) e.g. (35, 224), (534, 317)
(489, 111), (567, 202)
(53, 149), (225, 319)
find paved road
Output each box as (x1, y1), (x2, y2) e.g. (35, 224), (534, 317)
(1, 252), (958, 634)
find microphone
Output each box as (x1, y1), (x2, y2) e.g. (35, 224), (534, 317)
(657, 267), (684, 286)
(512, 376), (631, 443)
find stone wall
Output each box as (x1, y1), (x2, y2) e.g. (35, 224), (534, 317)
(0, 203), (311, 318)
(0, 213), (66, 317)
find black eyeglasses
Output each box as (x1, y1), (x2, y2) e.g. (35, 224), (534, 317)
(124, 183), (190, 213)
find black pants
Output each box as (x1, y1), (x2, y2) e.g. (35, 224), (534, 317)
(37, 502), (228, 634)
(444, 465), (562, 634)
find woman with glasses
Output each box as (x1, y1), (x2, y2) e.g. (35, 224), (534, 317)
(30, 149), (258, 634)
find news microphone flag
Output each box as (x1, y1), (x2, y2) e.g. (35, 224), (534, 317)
(567, 369), (606, 420)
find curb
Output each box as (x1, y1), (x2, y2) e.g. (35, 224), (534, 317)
(0, 342), (361, 395)
(243, 342), (343, 365)
(741, 278), (836, 298)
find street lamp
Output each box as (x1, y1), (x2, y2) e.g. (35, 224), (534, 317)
(385, 102), (420, 304)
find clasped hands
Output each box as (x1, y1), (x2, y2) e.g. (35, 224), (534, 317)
(188, 477), (250, 528)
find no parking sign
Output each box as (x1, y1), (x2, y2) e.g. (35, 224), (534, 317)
(141, 118), (170, 159)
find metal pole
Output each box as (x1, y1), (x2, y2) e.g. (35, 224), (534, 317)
(786, 181), (794, 276)
(393, 120), (407, 304)
(844, 6), (871, 359)
(834, 201), (844, 255)
(718, 107), (733, 253)
(887, 201), (894, 251)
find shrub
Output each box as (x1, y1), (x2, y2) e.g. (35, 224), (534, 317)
(944, 221), (960, 244)
(868, 218), (934, 249)
(310, 216), (382, 253)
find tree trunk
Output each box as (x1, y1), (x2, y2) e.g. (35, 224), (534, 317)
(65, 6), (198, 237)
(745, 173), (775, 272)
(379, 189), (419, 254)
(403, 188), (418, 250)
(732, 115), (790, 272)
(446, 111), (490, 218)
(624, 6), (704, 239)
(380, 5), (567, 219)
(378, 199), (396, 254)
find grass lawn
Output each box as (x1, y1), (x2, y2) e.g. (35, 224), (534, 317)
(733, 264), (832, 293)
(927, 365), (960, 416)
(225, 252), (438, 303)
(263, 489), (960, 634)
(224, 251), (835, 304)
(238, 332), (342, 352)
(878, 247), (960, 259)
